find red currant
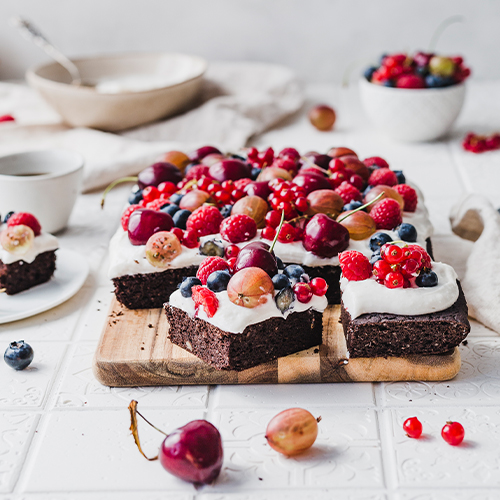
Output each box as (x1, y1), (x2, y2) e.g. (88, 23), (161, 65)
(277, 200), (293, 215)
(384, 271), (404, 289)
(197, 176), (211, 192)
(277, 223), (295, 243)
(231, 189), (245, 202)
(401, 259), (419, 277)
(221, 180), (233, 191)
(265, 210), (282, 229)
(269, 178), (285, 192)
(247, 147), (258, 160)
(383, 244), (404, 264)
(295, 197), (309, 212)
(441, 421), (464, 446)
(226, 257), (237, 272)
(349, 174), (364, 190)
(294, 282), (313, 303)
(261, 226), (276, 240)
(171, 227), (184, 243)
(290, 185), (305, 197)
(225, 245), (240, 259)
(142, 186), (160, 203)
(215, 190), (231, 204)
(329, 171), (346, 188)
(279, 188), (295, 202)
(157, 181), (177, 195)
(310, 277), (328, 296)
(372, 260), (392, 280)
(403, 417), (422, 439)
(328, 158), (345, 173)
(207, 183), (220, 194)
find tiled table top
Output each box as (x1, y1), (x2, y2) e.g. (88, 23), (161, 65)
(1, 81), (500, 499)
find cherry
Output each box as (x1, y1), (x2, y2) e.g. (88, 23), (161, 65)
(188, 145), (222, 162)
(244, 181), (272, 200)
(127, 209), (174, 246)
(209, 159), (251, 182)
(403, 417), (423, 439)
(233, 241), (278, 277)
(137, 162), (183, 189)
(441, 421), (465, 446)
(304, 153), (332, 170)
(303, 214), (350, 258)
(292, 172), (332, 195)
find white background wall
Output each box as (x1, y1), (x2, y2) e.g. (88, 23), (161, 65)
(1, 0), (499, 83)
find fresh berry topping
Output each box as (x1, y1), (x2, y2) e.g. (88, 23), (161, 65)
(184, 164), (211, 180)
(338, 251), (372, 281)
(0, 225), (34, 255)
(196, 256), (230, 285)
(226, 256), (237, 271)
(277, 222), (296, 243)
(303, 214), (350, 258)
(310, 277), (328, 296)
(145, 231), (182, 268)
(397, 223), (418, 242)
(179, 276), (202, 297)
(369, 232), (393, 252)
(142, 186), (160, 203)
(343, 201), (363, 212)
(173, 209), (192, 230)
(372, 259), (392, 281)
(293, 282), (313, 303)
(400, 258), (420, 277)
(335, 181), (362, 204)
(396, 74), (425, 89)
(199, 239), (225, 257)
(272, 274), (291, 290)
(370, 198), (403, 230)
(283, 265), (305, 284)
(416, 270), (438, 287)
(225, 244), (240, 259)
(407, 245), (432, 269)
(403, 417), (423, 439)
(6, 212), (42, 236)
(186, 206), (223, 237)
(182, 229), (199, 248)
(393, 184), (418, 212)
(146, 198), (168, 211)
(265, 210), (282, 229)
(191, 285), (219, 318)
(206, 270), (231, 292)
(227, 267), (274, 308)
(220, 214), (257, 244)
(363, 156), (389, 169)
(275, 286), (295, 313)
(441, 421), (465, 446)
(161, 204), (180, 217)
(368, 168), (398, 187)
(129, 189), (143, 205)
(384, 271), (404, 288)
(261, 226), (276, 240)
(382, 244), (404, 264)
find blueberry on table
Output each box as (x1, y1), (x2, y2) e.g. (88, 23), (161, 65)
(4, 340), (34, 370)
(179, 277), (202, 298)
(397, 223), (418, 242)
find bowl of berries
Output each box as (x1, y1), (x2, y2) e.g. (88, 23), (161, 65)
(360, 52), (471, 142)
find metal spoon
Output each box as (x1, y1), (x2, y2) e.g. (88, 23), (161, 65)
(11, 16), (83, 85)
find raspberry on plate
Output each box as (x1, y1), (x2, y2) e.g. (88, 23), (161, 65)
(186, 206), (223, 237)
(196, 257), (230, 285)
(368, 168), (398, 187)
(370, 198), (403, 230)
(191, 285), (219, 318)
(335, 181), (362, 204)
(394, 184), (418, 212)
(220, 214), (257, 244)
(339, 250), (372, 281)
(6, 212), (42, 236)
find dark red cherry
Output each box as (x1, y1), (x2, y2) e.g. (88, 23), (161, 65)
(304, 152), (333, 169)
(234, 241), (278, 277)
(303, 213), (350, 258)
(292, 173), (332, 195)
(189, 146), (222, 162)
(209, 159), (251, 182)
(127, 209), (174, 246)
(159, 420), (223, 485)
(137, 162), (183, 189)
(243, 181), (272, 200)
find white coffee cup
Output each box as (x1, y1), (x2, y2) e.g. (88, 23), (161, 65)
(0, 150), (84, 233)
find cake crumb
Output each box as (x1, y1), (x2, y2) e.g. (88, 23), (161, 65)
(462, 340), (468, 346)
(148, 324), (153, 328)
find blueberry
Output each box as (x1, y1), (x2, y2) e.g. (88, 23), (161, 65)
(369, 233), (393, 252)
(4, 341), (34, 370)
(179, 277), (202, 297)
(425, 75), (455, 88)
(170, 193), (184, 205)
(173, 209), (191, 229)
(275, 286), (295, 313)
(272, 274), (291, 290)
(393, 170), (406, 184)
(369, 252), (382, 265)
(364, 66), (377, 81)
(382, 79), (395, 87)
(283, 264), (305, 284)
(128, 189), (143, 205)
(251, 167), (261, 180)
(416, 271), (438, 288)
(276, 257), (285, 270)
(415, 66), (429, 78)
(3, 211), (14, 223)
(199, 239), (225, 257)
(206, 270), (231, 292)
(363, 185), (374, 196)
(343, 201), (363, 212)
(220, 204), (233, 218)
(397, 223), (418, 242)
(231, 154), (246, 161)
(161, 203), (180, 217)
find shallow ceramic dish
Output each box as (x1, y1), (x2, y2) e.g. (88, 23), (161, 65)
(359, 78), (466, 142)
(26, 52), (207, 132)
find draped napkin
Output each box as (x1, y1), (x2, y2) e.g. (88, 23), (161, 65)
(0, 61), (304, 192)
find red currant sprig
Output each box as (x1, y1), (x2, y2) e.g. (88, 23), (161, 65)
(463, 132), (500, 154)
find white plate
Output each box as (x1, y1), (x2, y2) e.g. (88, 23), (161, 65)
(0, 248), (89, 324)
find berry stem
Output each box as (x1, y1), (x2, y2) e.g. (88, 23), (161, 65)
(337, 192), (384, 223)
(300, 156), (328, 174)
(269, 210), (285, 254)
(101, 176), (139, 208)
(428, 15), (464, 52)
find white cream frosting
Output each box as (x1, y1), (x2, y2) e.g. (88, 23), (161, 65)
(0, 232), (59, 265)
(340, 262), (459, 319)
(169, 289), (328, 334)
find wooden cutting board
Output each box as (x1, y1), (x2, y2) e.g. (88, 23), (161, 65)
(92, 298), (461, 386)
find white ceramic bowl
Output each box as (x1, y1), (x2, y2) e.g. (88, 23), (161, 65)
(26, 53), (207, 132)
(0, 150), (83, 233)
(359, 78), (466, 142)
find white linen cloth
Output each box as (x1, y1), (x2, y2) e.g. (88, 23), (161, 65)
(0, 62), (304, 192)
(450, 194), (500, 334)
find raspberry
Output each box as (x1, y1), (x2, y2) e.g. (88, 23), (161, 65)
(338, 250), (372, 281)
(185, 164), (211, 180)
(363, 156), (389, 169)
(186, 206), (223, 237)
(370, 198), (402, 230)
(396, 74), (425, 89)
(7, 212), (42, 236)
(196, 257), (230, 285)
(146, 198), (168, 211)
(334, 181), (362, 204)
(0, 114), (15, 123)
(220, 214), (257, 244)
(120, 205), (142, 231)
(394, 184), (418, 212)
(191, 285), (219, 318)
(368, 168), (398, 187)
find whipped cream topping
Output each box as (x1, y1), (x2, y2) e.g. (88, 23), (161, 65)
(340, 262), (459, 319)
(169, 289), (328, 334)
(0, 232), (59, 265)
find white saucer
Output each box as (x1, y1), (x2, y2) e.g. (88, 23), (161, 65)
(0, 248), (89, 324)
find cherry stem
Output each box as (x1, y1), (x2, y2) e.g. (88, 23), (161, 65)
(428, 15), (464, 52)
(269, 210), (285, 254)
(337, 192), (384, 223)
(101, 176), (138, 209)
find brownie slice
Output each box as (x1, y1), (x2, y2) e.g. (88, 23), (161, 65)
(340, 281), (470, 358)
(165, 304), (324, 371)
(0, 250), (56, 295)
(113, 265), (199, 309)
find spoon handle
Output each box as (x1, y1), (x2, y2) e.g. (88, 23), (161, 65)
(11, 17), (82, 85)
